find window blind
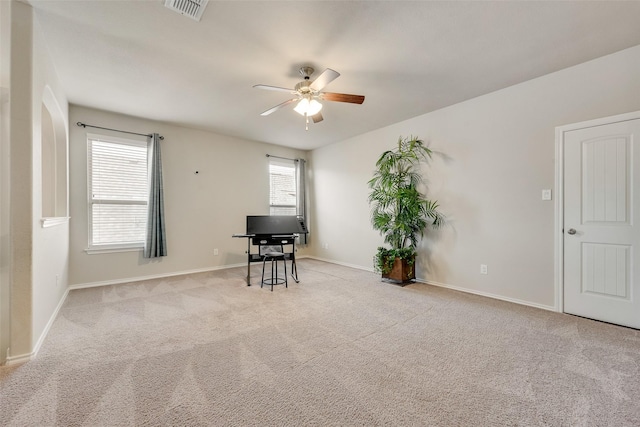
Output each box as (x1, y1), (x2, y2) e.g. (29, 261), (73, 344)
(269, 159), (296, 215)
(88, 136), (148, 248)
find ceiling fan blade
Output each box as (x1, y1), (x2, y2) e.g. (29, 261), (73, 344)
(260, 98), (298, 116)
(253, 84), (295, 93)
(309, 68), (340, 91)
(311, 112), (323, 123)
(321, 92), (365, 104)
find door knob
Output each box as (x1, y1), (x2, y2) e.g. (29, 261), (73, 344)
(567, 228), (577, 235)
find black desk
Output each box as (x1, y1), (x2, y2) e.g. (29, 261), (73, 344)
(232, 233), (299, 286)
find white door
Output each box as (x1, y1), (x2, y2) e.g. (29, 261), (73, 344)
(564, 118), (640, 329)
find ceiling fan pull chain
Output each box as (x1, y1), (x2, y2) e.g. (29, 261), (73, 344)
(305, 114), (309, 131)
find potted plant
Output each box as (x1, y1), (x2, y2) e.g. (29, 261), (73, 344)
(368, 136), (443, 284)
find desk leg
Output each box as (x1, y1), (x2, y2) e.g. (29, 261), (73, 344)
(291, 240), (300, 283)
(246, 239), (251, 286)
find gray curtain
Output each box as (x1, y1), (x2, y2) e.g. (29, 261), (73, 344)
(296, 159), (308, 244)
(144, 133), (167, 258)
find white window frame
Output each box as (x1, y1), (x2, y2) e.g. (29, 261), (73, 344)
(269, 158), (297, 216)
(86, 133), (148, 254)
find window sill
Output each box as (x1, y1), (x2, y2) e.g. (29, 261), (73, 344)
(85, 246), (143, 255)
(41, 217), (70, 228)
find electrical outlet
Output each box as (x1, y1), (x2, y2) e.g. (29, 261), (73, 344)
(542, 189), (552, 201)
(55, 274), (59, 286)
(213, 248), (219, 256)
(480, 264), (488, 275)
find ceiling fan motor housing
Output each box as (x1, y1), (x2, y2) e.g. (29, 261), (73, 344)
(295, 80), (314, 95)
(296, 67), (316, 95)
(299, 66), (314, 79)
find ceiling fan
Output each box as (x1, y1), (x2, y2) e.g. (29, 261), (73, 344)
(253, 67), (365, 130)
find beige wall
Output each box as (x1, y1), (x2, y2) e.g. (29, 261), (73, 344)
(69, 106), (308, 286)
(31, 9), (69, 355)
(5, 0), (35, 361)
(309, 44), (640, 309)
(0, 0), (11, 364)
(0, 1), (69, 362)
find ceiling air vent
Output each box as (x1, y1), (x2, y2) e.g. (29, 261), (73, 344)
(164, 0), (209, 22)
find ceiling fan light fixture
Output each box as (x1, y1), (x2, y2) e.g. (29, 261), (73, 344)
(294, 98), (322, 116)
(308, 100), (323, 115)
(254, 67), (364, 129)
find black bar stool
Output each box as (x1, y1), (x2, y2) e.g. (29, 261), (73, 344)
(261, 251), (288, 291)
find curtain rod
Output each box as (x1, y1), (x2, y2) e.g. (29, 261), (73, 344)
(266, 154), (305, 162)
(76, 122), (164, 140)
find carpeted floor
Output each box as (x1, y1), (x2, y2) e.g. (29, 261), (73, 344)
(1, 259), (639, 426)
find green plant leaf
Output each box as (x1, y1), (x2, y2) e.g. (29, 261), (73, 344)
(368, 135), (444, 261)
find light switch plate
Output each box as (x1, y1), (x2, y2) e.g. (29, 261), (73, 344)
(542, 189), (552, 201)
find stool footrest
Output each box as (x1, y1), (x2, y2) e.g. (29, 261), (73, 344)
(262, 277), (286, 286)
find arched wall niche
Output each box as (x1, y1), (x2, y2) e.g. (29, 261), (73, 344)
(41, 85), (68, 224)
(41, 102), (55, 217)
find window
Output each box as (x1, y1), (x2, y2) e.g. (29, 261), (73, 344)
(269, 158), (296, 215)
(87, 134), (147, 252)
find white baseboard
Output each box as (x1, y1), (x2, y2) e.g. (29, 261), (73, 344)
(4, 287), (70, 366)
(304, 256), (374, 273)
(419, 278), (557, 312)
(70, 262), (247, 290)
(5, 351), (34, 366)
(304, 256), (556, 312)
(25, 258), (551, 368)
(68, 259), (558, 314)
(70, 257), (372, 291)
(4, 264), (247, 365)
(31, 287), (71, 358)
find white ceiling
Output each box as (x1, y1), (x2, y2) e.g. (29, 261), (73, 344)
(27, 0), (640, 150)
